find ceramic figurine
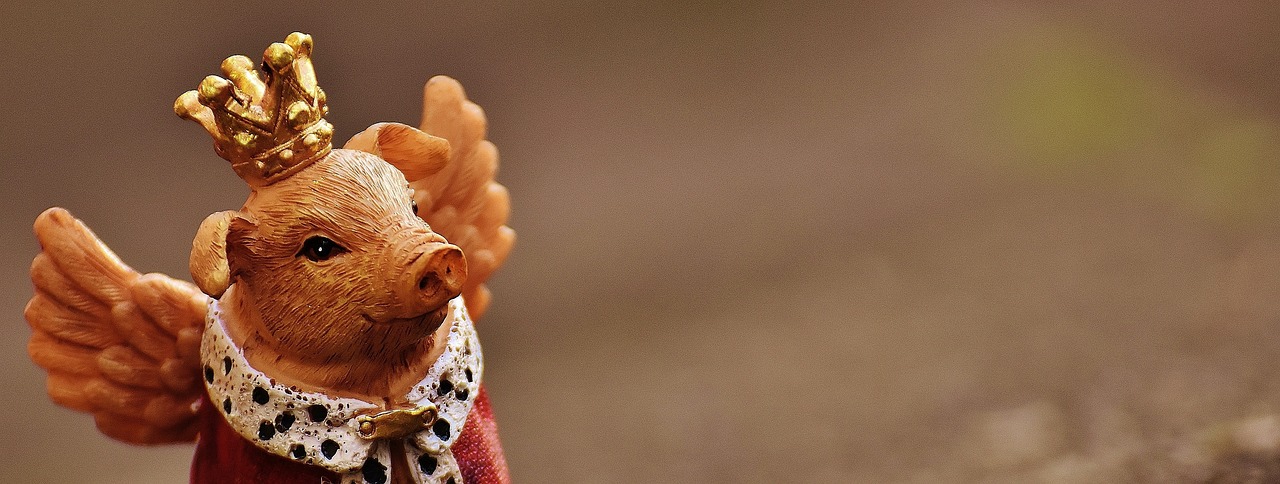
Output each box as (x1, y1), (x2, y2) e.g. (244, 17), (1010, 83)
(24, 32), (514, 484)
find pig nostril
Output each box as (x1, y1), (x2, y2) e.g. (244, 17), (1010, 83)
(412, 245), (464, 305)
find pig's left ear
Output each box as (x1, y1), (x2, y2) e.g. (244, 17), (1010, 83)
(190, 210), (256, 298)
(344, 122), (451, 180)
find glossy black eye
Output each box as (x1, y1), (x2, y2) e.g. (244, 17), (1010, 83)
(297, 236), (345, 262)
(411, 200), (420, 214)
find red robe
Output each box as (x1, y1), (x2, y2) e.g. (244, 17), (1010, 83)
(191, 385), (510, 483)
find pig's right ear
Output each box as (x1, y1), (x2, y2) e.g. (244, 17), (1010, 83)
(190, 210), (256, 298)
(344, 122), (451, 180)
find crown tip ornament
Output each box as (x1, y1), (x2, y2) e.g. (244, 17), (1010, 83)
(176, 32), (334, 186)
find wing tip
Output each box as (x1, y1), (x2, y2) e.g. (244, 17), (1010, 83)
(425, 75), (464, 97)
(33, 207), (74, 240)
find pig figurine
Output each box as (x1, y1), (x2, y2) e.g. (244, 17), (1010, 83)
(24, 32), (514, 484)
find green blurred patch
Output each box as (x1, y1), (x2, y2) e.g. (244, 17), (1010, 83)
(1189, 120), (1280, 224)
(979, 25), (1280, 227)
(986, 26), (1166, 171)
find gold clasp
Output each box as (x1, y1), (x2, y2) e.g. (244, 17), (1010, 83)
(356, 404), (438, 440)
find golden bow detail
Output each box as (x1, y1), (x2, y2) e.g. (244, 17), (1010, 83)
(355, 404), (440, 440)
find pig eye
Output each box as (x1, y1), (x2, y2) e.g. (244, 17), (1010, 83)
(411, 200), (419, 214)
(298, 236), (346, 262)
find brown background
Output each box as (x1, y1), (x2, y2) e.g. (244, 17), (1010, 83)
(4, 1), (1280, 482)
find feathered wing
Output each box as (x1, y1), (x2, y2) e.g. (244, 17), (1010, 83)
(346, 76), (515, 320)
(26, 208), (208, 444)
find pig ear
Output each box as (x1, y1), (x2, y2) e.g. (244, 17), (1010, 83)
(190, 211), (256, 298)
(344, 122), (451, 180)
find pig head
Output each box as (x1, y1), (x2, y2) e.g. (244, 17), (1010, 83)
(188, 130), (466, 398)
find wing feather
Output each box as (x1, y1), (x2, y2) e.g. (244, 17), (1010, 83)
(97, 346), (166, 390)
(160, 355), (202, 394)
(36, 210), (135, 304)
(111, 301), (178, 361)
(31, 254), (111, 320)
(132, 273), (207, 337)
(47, 374), (95, 412)
(175, 326), (204, 371)
(26, 295), (122, 348)
(26, 207), (208, 444)
(415, 77), (514, 320)
(95, 413), (198, 445)
(28, 331), (101, 376)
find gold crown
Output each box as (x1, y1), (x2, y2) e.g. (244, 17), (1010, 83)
(175, 32), (334, 186)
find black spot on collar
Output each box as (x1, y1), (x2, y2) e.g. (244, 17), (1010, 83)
(204, 365), (214, 383)
(432, 418), (451, 441)
(307, 404), (328, 423)
(274, 411), (296, 432)
(417, 454), (438, 475)
(252, 386), (269, 405)
(257, 421), (275, 440)
(361, 457), (387, 484)
(320, 439), (339, 459)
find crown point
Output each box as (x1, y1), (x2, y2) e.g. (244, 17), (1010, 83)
(263, 43), (295, 72)
(174, 90), (199, 118)
(222, 56), (267, 101)
(197, 75), (235, 105)
(285, 32), (313, 54)
(220, 55), (254, 75)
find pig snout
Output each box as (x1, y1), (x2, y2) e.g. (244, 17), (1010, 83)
(388, 236), (468, 318)
(411, 243), (466, 309)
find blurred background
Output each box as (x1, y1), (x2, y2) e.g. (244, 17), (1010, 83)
(3, 1), (1280, 482)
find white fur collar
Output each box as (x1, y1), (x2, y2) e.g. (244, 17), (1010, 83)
(201, 296), (483, 484)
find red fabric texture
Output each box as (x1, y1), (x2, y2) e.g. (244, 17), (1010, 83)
(189, 385), (510, 483)
(190, 392), (338, 483)
(453, 386), (512, 484)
